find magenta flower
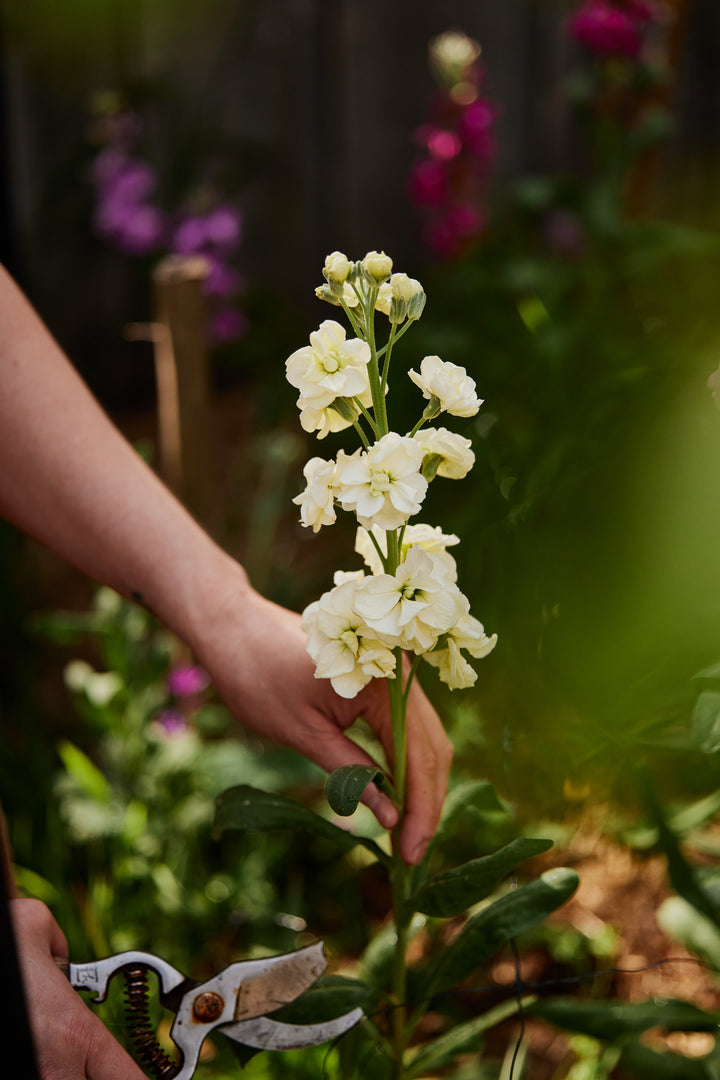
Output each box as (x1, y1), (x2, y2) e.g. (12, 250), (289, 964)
(568, 1), (644, 59)
(153, 709), (190, 736)
(167, 664), (210, 697)
(458, 100), (496, 160)
(408, 159), (450, 208)
(426, 204), (485, 260)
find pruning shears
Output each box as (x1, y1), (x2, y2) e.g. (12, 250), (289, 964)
(65, 942), (363, 1079)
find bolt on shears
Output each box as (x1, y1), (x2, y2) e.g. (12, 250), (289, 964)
(65, 942), (363, 1079)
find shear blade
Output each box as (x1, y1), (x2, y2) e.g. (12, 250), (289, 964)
(221, 1007), (364, 1050)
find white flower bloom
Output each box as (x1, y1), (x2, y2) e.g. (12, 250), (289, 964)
(424, 612), (498, 690)
(286, 320), (370, 409)
(333, 569), (365, 586)
(375, 282), (393, 316)
(301, 581), (397, 698)
(355, 523), (459, 580)
(297, 398), (355, 439)
(292, 456), (336, 532)
(335, 433), (427, 531)
(353, 546), (463, 653)
(413, 427), (475, 479)
(409, 355), (483, 418)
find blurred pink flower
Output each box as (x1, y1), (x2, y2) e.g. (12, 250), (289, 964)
(426, 204), (485, 260)
(153, 709), (190, 735)
(458, 100), (496, 159)
(408, 159), (450, 208)
(167, 664), (210, 697)
(567, 1), (644, 58)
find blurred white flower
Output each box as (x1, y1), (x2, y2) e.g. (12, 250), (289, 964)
(413, 426), (475, 479)
(409, 355), (482, 417)
(335, 433), (427, 530)
(301, 582), (397, 698)
(353, 546), (463, 652)
(286, 320), (370, 410)
(425, 611), (497, 689)
(293, 456), (336, 532)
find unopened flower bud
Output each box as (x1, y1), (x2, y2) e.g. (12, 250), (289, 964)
(330, 397), (360, 423)
(323, 251), (352, 297)
(315, 283), (342, 306)
(362, 250), (393, 284)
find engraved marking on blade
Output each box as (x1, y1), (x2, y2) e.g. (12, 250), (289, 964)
(234, 943), (326, 1020)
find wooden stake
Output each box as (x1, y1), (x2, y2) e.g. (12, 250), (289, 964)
(152, 255), (213, 521)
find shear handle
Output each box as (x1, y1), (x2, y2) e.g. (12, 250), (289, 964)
(69, 950), (188, 1004)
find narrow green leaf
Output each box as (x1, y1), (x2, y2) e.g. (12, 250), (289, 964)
(620, 1041), (720, 1079)
(408, 837), (553, 918)
(214, 785), (390, 865)
(529, 997), (720, 1041)
(57, 740), (112, 803)
(405, 995), (534, 1078)
(326, 764), (386, 817)
(691, 660), (720, 683)
(426, 780), (508, 860)
(692, 690), (720, 753)
(648, 793), (720, 928)
(423, 867), (579, 998)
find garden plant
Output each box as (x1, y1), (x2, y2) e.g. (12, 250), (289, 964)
(213, 250), (581, 1079)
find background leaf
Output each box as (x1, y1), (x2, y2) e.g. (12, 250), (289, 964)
(692, 690), (720, 753)
(529, 997), (720, 1040)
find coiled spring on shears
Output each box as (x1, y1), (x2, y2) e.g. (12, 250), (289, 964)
(123, 965), (180, 1080)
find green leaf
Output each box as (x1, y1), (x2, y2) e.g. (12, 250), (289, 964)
(692, 690), (720, 753)
(619, 1041), (720, 1079)
(423, 867), (579, 998)
(657, 896), (720, 969)
(648, 793), (720, 929)
(326, 765), (386, 817)
(57, 740), (112, 803)
(692, 660), (720, 683)
(273, 976), (376, 1025)
(408, 837), (553, 918)
(529, 997), (720, 1041)
(427, 780), (508, 859)
(214, 785), (390, 865)
(405, 995), (534, 1078)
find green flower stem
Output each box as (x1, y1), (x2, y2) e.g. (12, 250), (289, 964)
(365, 287), (389, 436)
(353, 397), (380, 439)
(351, 419), (370, 450)
(388, 645), (410, 1080)
(381, 321), (397, 397)
(376, 319), (413, 359)
(341, 296), (364, 339)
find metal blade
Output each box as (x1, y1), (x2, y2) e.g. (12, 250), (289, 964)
(221, 1008), (364, 1050)
(233, 941), (326, 1021)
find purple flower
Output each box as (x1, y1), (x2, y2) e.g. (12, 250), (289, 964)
(204, 256), (243, 297)
(167, 664), (210, 697)
(542, 209), (586, 258)
(204, 206), (242, 253)
(154, 709), (190, 736)
(568, 1), (644, 59)
(172, 215), (209, 255)
(210, 307), (248, 343)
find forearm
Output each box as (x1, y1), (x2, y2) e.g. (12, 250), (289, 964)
(0, 263), (248, 647)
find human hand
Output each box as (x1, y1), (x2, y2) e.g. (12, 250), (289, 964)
(191, 566), (453, 864)
(11, 898), (148, 1080)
